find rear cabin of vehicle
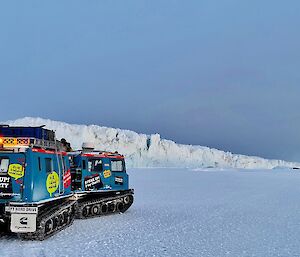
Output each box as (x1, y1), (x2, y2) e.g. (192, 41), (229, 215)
(0, 125), (75, 239)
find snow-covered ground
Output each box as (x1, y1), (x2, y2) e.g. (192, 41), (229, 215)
(5, 117), (299, 169)
(1, 168), (300, 257)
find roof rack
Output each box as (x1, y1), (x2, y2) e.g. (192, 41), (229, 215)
(0, 126), (62, 151)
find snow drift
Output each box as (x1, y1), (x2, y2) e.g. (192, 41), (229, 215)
(4, 117), (299, 169)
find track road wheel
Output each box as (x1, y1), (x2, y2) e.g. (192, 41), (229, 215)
(101, 204), (108, 214)
(58, 214), (64, 226)
(124, 196), (130, 204)
(45, 219), (54, 234)
(82, 206), (90, 218)
(108, 202), (116, 213)
(116, 202), (124, 212)
(63, 210), (69, 224)
(91, 204), (101, 216)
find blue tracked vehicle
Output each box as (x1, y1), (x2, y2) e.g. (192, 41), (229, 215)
(69, 145), (134, 219)
(0, 125), (134, 240)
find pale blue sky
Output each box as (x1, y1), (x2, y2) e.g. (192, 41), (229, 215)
(0, 1), (300, 161)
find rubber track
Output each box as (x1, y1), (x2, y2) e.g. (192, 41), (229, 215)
(76, 192), (134, 219)
(18, 200), (76, 240)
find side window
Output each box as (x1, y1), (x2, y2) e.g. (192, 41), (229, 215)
(45, 158), (53, 173)
(88, 159), (103, 172)
(0, 157), (9, 173)
(38, 157), (42, 171)
(93, 160), (103, 172)
(111, 160), (124, 172)
(82, 160), (86, 170)
(65, 157), (69, 170)
(63, 157), (67, 171)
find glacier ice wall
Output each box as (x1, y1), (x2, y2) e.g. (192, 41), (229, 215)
(4, 117), (299, 169)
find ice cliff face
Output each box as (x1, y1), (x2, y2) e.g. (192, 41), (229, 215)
(4, 117), (299, 169)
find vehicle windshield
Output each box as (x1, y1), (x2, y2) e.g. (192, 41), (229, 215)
(111, 159), (125, 172)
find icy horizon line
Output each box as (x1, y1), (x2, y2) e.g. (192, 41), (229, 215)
(4, 116), (300, 169)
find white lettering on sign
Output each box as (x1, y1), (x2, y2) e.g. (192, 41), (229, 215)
(0, 177), (10, 183)
(0, 176), (10, 189)
(85, 176), (101, 189)
(115, 177), (123, 183)
(6, 206), (38, 214)
(0, 183), (9, 189)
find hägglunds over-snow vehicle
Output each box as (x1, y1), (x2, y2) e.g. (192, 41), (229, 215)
(69, 142), (134, 219)
(0, 125), (134, 240)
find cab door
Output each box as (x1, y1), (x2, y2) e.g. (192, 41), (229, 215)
(110, 159), (128, 190)
(83, 158), (104, 191)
